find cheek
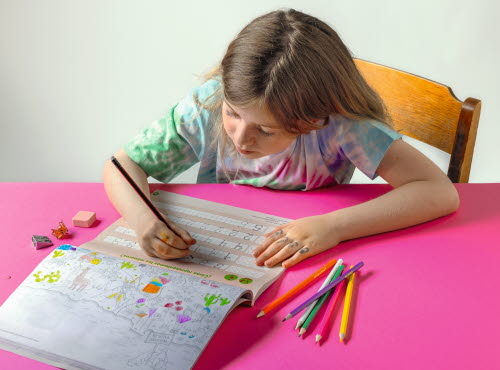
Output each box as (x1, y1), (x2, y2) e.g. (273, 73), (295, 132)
(222, 116), (235, 135)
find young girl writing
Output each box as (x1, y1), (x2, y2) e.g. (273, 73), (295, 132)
(103, 8), (459, 269)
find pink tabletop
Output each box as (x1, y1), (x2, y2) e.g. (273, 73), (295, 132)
(0, 183), (499, 370)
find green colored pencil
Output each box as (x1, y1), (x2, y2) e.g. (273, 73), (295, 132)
(298, 265), (345, 336)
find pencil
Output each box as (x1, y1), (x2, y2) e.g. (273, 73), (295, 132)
(339, 267), (356, 342)
(282, 262), (364, 321)
(295, 259), (343, 330)
(110, 156), (183, 240)
(256, 258), (338, 318)
(298, 264), (345, 337)
(315, 267), (350, 343)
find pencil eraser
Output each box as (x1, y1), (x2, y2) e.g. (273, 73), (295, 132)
(72, 211), (97, 227)
(32, 235), (53, 249)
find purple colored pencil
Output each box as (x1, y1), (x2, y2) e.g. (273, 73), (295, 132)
(282, 262), (364, 321)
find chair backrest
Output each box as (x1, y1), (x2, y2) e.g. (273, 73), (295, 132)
(354, 58), (481, 183)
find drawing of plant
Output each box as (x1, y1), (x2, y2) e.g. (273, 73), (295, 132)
(121, 262), (136, 269)
(219, 298), (231, 306)
(33, 271), (45, 282)
(52, 250), (65, 258)
(33, 270), (61, 283)
(46, 271), (61, 283)
(204, 293), (221, 307)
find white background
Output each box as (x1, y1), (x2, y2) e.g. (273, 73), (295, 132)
(1, 0), (498, 183)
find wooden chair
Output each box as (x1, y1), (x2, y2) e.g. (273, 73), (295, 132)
(354, 59), (481, 183)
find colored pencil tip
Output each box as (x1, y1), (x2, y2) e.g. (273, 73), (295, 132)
(315, 335), (322, 343)
(339, 333), (345, 342)
(256, 311), (264, 318)
(295, 322), (302, 330)
(282, 314), (292, 322)
(299, 328), (306, 336)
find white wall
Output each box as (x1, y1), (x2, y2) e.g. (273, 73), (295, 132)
(1, 0), (498, 183)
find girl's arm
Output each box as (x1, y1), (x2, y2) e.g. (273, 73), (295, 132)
(326, 139), (459, 241)
(103, 149), (195, 259)
(254, 140), (459, 267)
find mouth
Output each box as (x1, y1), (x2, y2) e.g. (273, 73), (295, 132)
(236, 147), (255, 155)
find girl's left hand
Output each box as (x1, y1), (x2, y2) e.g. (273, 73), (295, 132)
(253, 214), (340, 268)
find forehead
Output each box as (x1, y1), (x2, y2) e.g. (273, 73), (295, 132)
(224, 101), (281, 129)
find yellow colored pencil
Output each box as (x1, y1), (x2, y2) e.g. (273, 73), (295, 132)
(339, 267), (356, 342)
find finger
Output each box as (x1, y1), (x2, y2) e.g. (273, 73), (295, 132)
(169, 223), (197, 245)
(253, 229), (286, 257)
(255, 236), (292, 266)
(157, 229), (190, 250)
(264, 226), (285, 238)
(281, 246), (318, 268)
(141, 242), (166, 259)
(151, 239), (190, 259)
(261, 240), (302, 267)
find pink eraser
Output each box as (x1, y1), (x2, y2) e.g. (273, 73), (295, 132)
(72, 211), (97, 227)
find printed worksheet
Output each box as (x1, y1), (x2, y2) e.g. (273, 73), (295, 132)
(82, 190), (292, 303)
(0, 245), (245, 369)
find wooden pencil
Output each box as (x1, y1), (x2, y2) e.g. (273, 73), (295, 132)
(298, 264), (345, 337)
(339, 268), (356, 342)
(256, 258), (338, 318)
(295, 259), (343, 330)
(315, 266), (351, 343)
(282, 262), (364, 321)
(110, 156), (182, 239)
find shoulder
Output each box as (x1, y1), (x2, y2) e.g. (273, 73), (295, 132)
(173, 78), (222, 127)
(317, 115), (401, 143)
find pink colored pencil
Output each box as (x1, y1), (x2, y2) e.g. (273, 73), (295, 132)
(315, 279), (347, 344)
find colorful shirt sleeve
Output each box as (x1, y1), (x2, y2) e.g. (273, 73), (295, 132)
(124, 79), (220, 183)
(335, 117), (402, 180)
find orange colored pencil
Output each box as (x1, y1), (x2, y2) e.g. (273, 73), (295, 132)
(256, 258), (338, 318)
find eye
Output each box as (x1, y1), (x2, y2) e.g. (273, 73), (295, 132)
(225, 110), (239, 119)
(258, 127), (274, 137)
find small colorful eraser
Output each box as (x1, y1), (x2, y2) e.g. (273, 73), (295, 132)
(32, 235), (53, 249)
(72, 211), (96, 227)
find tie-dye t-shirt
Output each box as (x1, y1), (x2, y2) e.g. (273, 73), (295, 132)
(125, 79), (402, 191)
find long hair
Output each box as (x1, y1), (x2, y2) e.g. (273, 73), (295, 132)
(195, 8), (390, 179)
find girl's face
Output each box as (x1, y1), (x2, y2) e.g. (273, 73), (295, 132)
(222, 101), (298, 159)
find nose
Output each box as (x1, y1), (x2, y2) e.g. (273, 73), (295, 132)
(233, 122), (255, 148)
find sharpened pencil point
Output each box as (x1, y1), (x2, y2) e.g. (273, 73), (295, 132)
(299, 328), (306, 336)
(256, 311), (264, 318)
(295, 322), (302, 330)
(315, 334), (322, 343)
(283, 314), (292, 322)
(339, 333), (345, 342)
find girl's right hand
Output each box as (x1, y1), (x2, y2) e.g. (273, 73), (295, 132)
(136, 214), (197, 259)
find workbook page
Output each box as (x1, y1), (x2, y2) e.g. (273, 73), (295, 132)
(0, 245), (245, 370)
(82, 190), (291, 303)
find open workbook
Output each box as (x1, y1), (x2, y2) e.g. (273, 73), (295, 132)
(0, 190), (291, 369)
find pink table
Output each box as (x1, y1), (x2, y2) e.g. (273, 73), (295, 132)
(1, 183), (499, 369)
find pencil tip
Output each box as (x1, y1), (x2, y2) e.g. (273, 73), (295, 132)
(315, 335), (322, 343)
(299, 328), (306, 336)
(339, 333), (345, 342)
(256, 311), (264, 318)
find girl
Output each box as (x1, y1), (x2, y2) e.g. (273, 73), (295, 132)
(103, 8), (459, 269)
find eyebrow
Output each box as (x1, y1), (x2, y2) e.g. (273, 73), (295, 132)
(224, 101), (280, 129)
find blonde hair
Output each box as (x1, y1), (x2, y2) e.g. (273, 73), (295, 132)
(194, 8), (390, 179)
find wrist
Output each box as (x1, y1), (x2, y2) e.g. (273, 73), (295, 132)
(324, 211), (348, 243)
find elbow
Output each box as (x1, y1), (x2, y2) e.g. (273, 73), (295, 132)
(441, 181), (460, 215)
